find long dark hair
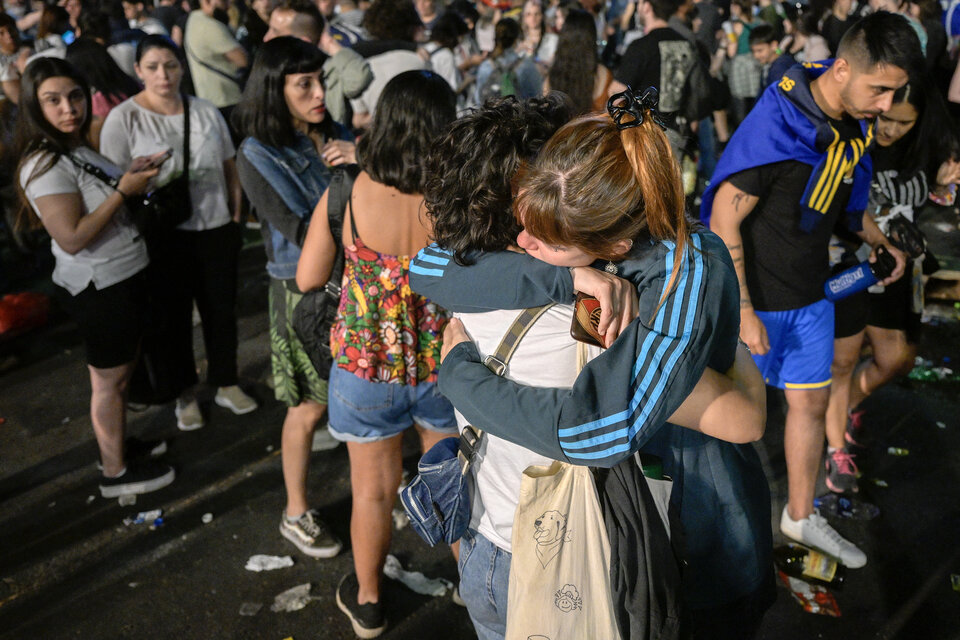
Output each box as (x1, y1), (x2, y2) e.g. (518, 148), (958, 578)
(359, 70), (455, 194)
(888, 72), (959, 181)
(548, 9), (597, 116)
(232, 36), (335, 148)
(424, 94), (574, 264)
(14, 58), (93, 229)
(65, 37), (140, 102)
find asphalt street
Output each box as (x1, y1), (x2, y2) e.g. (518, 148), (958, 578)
(1, 217), (958, 640)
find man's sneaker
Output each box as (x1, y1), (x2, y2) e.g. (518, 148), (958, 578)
(95, 437), (168, 471)
(279, 509), (342, 558)
(336, 573), (386, 639)
(780, 505), (867, 569)
(312, 425), (341, 452)
(175, 397), (204, 431)
(844, 408), (868, 450)
(214, 385), (258, 415)
(99, 460), (175, 498)
(825, 448), (859, 494)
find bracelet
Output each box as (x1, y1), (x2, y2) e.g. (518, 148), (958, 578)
(930, 183), (956, 207)
(115, 186), (129, 199)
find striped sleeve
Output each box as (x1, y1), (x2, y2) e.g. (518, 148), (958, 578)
(439, 234), (731, 468)
(410, 244), (575, 312)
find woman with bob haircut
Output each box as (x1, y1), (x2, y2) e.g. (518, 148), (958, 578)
(413, 88), (775, 636)
(15, 57), (175, 498)
(296, 69), (458, 640)
(233, 35), (354, 561)
(100, 34), (257, 431)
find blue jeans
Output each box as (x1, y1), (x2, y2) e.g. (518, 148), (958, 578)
(458, 529), (511, 640)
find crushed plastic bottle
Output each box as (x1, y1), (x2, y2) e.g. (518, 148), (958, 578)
(123, 509), (162, 526)
(814, 493), (880, 520)
(887, 447), (910, 456)
(270, 583), (314, 612)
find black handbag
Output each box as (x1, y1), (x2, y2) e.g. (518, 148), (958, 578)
(291, 164), (360, 377)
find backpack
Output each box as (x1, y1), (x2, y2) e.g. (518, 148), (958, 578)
(658, 37), (727, 124)
(477, 55), (524, 103)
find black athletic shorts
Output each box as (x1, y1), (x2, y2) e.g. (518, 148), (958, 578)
(57, 270), (146, 369)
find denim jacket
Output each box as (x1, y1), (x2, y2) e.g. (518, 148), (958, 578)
(238, 125), (352, 279)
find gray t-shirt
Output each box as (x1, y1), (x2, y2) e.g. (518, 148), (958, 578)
(20, 148), (148, 295)
(100, 95), (235, 231)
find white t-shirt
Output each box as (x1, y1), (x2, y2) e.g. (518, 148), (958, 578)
(100, 96), (235, 231)
(457, 305), (600, 552)
(20, 147), (148, 295)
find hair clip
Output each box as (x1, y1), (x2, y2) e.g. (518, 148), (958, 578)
(606, 86), (667, 131)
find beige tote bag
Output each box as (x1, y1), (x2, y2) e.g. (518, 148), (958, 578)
(505, 459), (621, 640)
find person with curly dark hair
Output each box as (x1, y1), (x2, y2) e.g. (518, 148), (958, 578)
(349, 0), (427, 129)
(545, 8), (612, 115)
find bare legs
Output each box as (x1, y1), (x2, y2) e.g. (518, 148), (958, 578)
(347, 425), (457, 605)
(89, 362), (135, 477)
(281, 400), (327, 517)
(824, 326), (915, 450)
(784, 387), (830, 521)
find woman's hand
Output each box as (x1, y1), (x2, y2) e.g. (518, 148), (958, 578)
(116, 165), (160, 197)
(441, 317), (469, 363)
(935, 157), (960, 189)
(570, 267), (638, 347)
(321, 140), (357, 167)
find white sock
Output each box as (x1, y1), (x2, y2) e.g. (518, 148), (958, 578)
(827, 446), (839, 455)
(104, 466), (128, 479)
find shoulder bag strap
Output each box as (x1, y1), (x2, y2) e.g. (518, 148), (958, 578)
(322, 164), (360, 299)
(459, 303), (556, 469)
(64, 151), (119, 189)
(183, 22), (246, 88)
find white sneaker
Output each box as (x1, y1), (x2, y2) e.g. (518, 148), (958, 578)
(175, 398), (205, 431)
(780, 506), (867, 569)
(311, 426), (341, 451)
(214, 385), (258, 415)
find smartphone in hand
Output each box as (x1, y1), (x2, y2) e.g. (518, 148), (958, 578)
(131, 149), (172, 172)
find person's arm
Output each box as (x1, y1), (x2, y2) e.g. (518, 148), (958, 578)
(236, 150), (309, 246)
(855, 211), (906, 285)
(30, 165), (158, 254)
(223, 158), (243, 222)
(223, 45), (248, 71)
(667, 342), (765, 441)
(295, 190), (338, 292)
(709, 179), (769, 354)
(438, 234), (739, 467)
(322, 38), (373, 99)
(412, 244), (637, 340)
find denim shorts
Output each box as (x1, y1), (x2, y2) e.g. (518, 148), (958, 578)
(327, 364), (458, 442)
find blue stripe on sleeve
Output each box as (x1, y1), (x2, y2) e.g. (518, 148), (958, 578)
(561, 236), (706, 462)
(409, 264), (446, 277)
(417, 252), (450, 266)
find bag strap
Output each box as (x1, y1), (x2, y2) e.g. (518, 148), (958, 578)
(181, 94), (190, 180)
(322, 163), (361, 299)
(459, 303), (555, 470)
(183, 26), (245, 88)
(65, 151), (120, 189)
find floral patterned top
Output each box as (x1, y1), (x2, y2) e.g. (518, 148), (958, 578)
(330, 235), (448, 385)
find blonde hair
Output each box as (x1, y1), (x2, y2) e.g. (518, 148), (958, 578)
(515, 110), (691, 305)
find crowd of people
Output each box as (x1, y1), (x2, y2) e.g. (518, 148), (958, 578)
(4, 0), (960, 636)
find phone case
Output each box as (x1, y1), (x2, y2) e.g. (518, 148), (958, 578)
(570, 292), (604, 347)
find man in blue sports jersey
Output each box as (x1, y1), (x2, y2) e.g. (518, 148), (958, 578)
(704, 12), (921, 569)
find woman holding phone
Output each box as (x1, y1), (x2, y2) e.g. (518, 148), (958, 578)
(15, 57), (174, 497)
(101, 34), (256, 431)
